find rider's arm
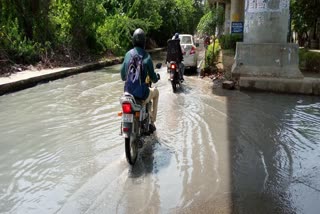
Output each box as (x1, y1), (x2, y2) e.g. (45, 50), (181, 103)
(120, 52), (130, 81)
(145, 55), (158, 83)
(180, 45), (185, 55)
(178, 44), (183, 62)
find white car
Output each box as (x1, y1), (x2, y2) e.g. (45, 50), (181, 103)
(179, 34), (198, 73)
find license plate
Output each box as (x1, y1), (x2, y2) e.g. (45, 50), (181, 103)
(122, 114), (133, 123)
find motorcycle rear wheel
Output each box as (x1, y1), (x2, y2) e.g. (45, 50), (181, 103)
(171, 81), (177, 93)
(125, 135), (138, 165)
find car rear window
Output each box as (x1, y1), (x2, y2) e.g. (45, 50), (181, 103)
(180, 36), (192, 44)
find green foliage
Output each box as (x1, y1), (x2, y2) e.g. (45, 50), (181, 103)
(205, 45), (214, 67)
(2, 0), (52, 43)
(197, 5), (224, 36)
(149, 0), (203, 47)
(68, 0), (106, 51)
(148, 0), (178, 46)
(0, 18), (40, 63)
(298, 48), (308, 68)
(219, 34), (243, 50)
(97, 14), (152, 55)
(299, 49), (320, 72)
(129, 0), (162, 30)
(191, 0), (205, 33)
(0, 0), (52, 63)
(197, 11), (216, 35)
(205, 39), (220, 67)
(0, 0), (206, 65)
(174, 0), (195, 33)
(305, 52), (320, 72)
(291, 0), (320, 40)
(49, 1), (72, 47)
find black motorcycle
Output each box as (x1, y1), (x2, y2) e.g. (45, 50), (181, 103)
(119, 63), (161, 165)
(167, 39), (183, 93)
(168, 61), (181, 93)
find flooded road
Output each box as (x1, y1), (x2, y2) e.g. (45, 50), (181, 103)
(1, 52), (320, 214)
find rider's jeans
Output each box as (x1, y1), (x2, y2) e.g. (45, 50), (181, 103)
(179, 62), (185, 79)
(145, 87), (159, 124)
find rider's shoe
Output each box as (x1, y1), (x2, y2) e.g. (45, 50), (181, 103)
(149, 123), (156, 133)
(137, 139), (144, 148)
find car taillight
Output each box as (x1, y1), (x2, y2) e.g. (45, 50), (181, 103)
(122, 103), (132, 113)
(170, 63), (177, 70)
(190, 46), (196, 55)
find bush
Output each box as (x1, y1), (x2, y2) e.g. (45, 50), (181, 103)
(298, 48), (308, 69)
(205, 39), (220, 67)
(205, 43), (214, 67)
(305, 52), (320, 72)
(0, 18), (41, 64)
(299, 49), (320, 72)
(219, 34), (243, 50)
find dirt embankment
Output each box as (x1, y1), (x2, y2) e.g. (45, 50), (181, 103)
(0, 50), (117, 78)
(221, 49), (235, 80)
(201, 49), (235, 81)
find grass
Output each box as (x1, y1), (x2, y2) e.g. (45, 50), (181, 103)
(299, 48), (320, 73)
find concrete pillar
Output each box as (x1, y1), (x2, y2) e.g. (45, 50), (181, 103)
(231, 0), (244, 22)
(232, 0), (303, 79)
(243, 0), (289, 43)
(216, 2), (220, 36)
(224, 3), (231, 34)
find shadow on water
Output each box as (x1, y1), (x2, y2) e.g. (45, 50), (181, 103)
(129, 134), (172, 178)
(94, 64), (122, 74)
(184, 69), (199, 77)
(173, 83), (192, 95)
(216, 87), (320, 213)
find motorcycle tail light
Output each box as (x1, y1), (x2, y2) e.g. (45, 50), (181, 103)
(170, 63), (176, 70)
(190, 46), (196, 55)
(123, 127), (129, 132)
(122, 103), (132, 113)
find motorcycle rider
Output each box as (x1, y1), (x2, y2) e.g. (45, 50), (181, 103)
(120, 28), (160, 131)
(172, 33), (185, 82)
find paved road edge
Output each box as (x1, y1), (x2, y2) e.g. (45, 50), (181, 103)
(0, 47), (167, 96)
(0, 57), (124, 96)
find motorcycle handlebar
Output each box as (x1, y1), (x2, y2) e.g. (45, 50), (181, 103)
(155, 63), (162, 69)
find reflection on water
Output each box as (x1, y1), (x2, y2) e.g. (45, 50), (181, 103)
(222, 91), (320, 214)
(0, 66), (125, 213)
(0, 62), (320, 213)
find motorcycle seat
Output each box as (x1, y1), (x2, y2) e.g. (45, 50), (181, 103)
(134, 98), (145, 106)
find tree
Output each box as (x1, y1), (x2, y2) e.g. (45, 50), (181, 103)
(291, 0), (320, 45)
(0, 0), (206, 66)
(197, 4), (224, 36)
(197, 3), (224, 67)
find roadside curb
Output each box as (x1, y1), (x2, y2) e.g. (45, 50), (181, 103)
(0, 57), (123, 96)
(239, 76), (320, 95)
(147, 47), (166, 53)
(0, 47), (166, 96)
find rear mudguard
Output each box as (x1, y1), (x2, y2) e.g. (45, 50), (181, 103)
(120, 92), (151, 138)
(170, 69), (180, 84)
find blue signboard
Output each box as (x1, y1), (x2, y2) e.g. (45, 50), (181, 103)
(231, 22), (243, 34)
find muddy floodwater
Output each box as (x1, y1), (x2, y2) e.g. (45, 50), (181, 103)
(1, 55), (320, 214)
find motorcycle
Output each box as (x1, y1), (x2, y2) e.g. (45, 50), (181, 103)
(168, 61), (181, 93)
(118, 63), (162, 165)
